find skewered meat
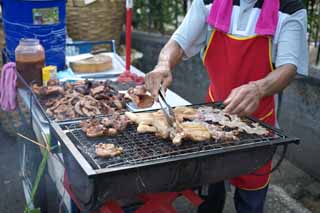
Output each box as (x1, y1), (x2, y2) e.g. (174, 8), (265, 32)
(95, 143), (123, 158)
(125, 85), (154, 108)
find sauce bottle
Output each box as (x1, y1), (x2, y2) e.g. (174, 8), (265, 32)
(15, 38), (45, 87)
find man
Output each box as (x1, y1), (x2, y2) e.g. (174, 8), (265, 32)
(145, 0), (308, 212)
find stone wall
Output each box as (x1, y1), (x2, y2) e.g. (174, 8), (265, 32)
(132, 30), (320, 180)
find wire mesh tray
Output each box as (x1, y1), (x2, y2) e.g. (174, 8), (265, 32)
(53, 103), (300, 175)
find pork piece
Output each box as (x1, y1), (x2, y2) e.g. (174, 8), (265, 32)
(91, 85), (105, 96)
(126, 85), (154, 109)
(32, 83), (65, 96)
(39, 86), (65, 96)
(80, 114), (129, 137)
(47, 79), (59, 86)
(63, 82), (74, 90)
(86, 124), (106, 137)
(32, 84), (42, 95)
(44, 98), (58, 108)
(204, 123), (239, 141)
(196, 107), (269, 136)
(80, 118), (100, 132)
(52, 103), (76, 121)
(95, 143), (123, 158)
(74, 85), (90, 95)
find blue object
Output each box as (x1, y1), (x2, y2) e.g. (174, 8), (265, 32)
(66, 40), (116, 56)
(1, 0), (67, 70)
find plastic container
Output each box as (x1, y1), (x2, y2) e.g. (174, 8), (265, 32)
(2, 0), (66, 70)
(15, 38), (45, 86)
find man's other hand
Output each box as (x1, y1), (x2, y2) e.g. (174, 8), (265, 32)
(223, 82), (261, 117)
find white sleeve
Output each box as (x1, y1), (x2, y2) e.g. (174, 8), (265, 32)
(171, 0), (209, 59)
(275, 9), (308, 75)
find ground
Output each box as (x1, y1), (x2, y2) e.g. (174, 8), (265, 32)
(0, 127), (319, 213)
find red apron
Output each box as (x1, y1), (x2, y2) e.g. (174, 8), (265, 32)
(203, 30), (276, 190)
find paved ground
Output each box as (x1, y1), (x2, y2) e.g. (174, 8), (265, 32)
(0, 126), (319, 213)
(0, 129), (25, 213)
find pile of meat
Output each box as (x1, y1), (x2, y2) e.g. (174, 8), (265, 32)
(125, 85), (154, 108)
(32, 80), (127, 121)
(125, 106), (269, 146)
(80, 113), (130, 138)
(95, 143), (123, 158)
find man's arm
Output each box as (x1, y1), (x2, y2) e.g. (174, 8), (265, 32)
(145, 39), (184, 98)
(224, 64), (296, 116)
(224, 9), (307, 116)
(145, 0), (208, 98)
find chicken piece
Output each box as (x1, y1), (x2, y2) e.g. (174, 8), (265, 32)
(126, 111), (171, 139)
(137, 123), (158, 133)
(170, 122), (211, 145)
(95, 143), (123, 158)
(173, 107), (199, 122)
(106, 128), (118, 136)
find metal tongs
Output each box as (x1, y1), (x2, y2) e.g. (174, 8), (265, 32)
(158, 88), (176, 127)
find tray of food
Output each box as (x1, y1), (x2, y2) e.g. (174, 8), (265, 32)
(30, 78), (159, 124)
(31, 79), (129, 123)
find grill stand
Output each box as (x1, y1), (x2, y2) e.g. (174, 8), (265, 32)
(64, 170), (203, 213)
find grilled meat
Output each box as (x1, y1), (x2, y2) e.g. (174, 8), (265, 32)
(197, 107), (269, 136)
(80, 114), (129, 137)
(126, 106), (269, 145)
(86, 124), (106, 138)
(126, 85), (154, 109)
(95, 143), (123, 158)
(33, 80), (128, 121)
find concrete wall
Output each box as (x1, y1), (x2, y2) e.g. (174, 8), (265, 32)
(132, 31), (210, 104)
(132, 31), (320, 180)
(278, 77), (320, 180)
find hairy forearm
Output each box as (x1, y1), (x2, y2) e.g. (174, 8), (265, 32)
(256, 64), (297, 97)
(157, 39), (184, 70)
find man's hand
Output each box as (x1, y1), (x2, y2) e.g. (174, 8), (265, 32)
(145, 64), (173, 99)
(224, 82), (261, 117)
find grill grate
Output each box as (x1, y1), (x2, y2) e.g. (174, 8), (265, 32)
(63, 113), (284, 170)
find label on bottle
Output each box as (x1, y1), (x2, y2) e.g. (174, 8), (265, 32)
(33, 7), (59, 25)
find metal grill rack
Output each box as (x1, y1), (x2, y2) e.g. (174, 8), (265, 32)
(56, 102), (299, 175)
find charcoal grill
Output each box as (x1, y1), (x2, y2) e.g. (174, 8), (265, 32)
(50, 103), (299, 211)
